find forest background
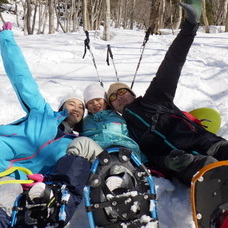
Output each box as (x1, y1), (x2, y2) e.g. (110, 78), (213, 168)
(0, 0), (228, 39)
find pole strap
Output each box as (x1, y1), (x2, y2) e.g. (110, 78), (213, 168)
(106, 44), (119, 82)
(82, 31), (103, 87)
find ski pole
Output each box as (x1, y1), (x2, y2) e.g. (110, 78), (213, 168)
(82, 31), (104, 87)
(106, 44), (119, 82)
(130, 27), (151, 89)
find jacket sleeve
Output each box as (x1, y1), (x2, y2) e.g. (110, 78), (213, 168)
(0, 30), (46, 113)
(143, 21), (199, 105)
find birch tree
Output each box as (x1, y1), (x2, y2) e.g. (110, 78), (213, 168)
(49, 0), (55, 34)
(103, 0), (110, 41)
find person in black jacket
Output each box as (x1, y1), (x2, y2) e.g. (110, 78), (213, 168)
(107, 1), (228, 186)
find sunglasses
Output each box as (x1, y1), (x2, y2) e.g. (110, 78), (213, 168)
(109, 88), (128, 102)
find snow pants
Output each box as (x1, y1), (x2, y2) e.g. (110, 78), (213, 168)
(51, 153), (91, 224)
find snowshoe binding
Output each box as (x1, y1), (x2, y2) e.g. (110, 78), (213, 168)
(84, 147), (158, 228)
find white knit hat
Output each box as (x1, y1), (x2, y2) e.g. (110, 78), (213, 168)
(58, 91), (84, 111)
(83, 82), (107, 104)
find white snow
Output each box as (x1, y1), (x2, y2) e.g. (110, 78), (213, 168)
(0, 11), (228, 228)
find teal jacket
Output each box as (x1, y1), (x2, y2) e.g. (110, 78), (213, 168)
(82, 110), (145, 162)
(0, 30), (77, 179)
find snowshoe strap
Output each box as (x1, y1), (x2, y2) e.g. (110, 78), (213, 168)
(86, 192), (156, 213)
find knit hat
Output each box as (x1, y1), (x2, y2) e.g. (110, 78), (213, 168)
(107, 82), (136, 101)
(83, 82), (108, 104)
(58, 91), (84, 111)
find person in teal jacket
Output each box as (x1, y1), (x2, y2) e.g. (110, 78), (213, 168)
(67, 82), (146, 162)
(0, 23), (91, 227)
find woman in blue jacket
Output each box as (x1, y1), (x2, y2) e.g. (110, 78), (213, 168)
(0, 23), (91, 227)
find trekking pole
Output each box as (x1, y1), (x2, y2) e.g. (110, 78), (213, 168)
(130, 27), (151, 89)
(82, 31), (104, 87)
(106, 44), (119, 82)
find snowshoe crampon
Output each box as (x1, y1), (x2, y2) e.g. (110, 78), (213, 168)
(10, 183), (69, 228)
(191, 161), (228, 228)
(84, 147), (158, 228)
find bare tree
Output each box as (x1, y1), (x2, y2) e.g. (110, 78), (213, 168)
(149, 0), (161, 34)
(225, 0), (228, 32)
(82, 0), (89, 30)
(130, 0), (136, 29)
(49, 0), (55, 34)
(103, 0), (110, 41)
(2, 0), (227, 36)
(202, 0), (209, 33)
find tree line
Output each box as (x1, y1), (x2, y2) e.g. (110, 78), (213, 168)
(0, 0), (227, 39)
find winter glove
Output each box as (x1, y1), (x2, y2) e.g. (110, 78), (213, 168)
(179, 0), (202, 25)
(1, 22), (12, 31)
(164, 150), (194, 172)
(22, 174), (44, 190)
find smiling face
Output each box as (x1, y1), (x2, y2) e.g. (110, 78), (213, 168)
(62, 98), (84, 127)
(86, 98), (108, 114)
(110, 89), (135, 113)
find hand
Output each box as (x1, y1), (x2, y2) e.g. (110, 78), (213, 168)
(22, 174), (44, 190)
(179, 0), (202, 25)
(1, 22), (12, 31)
(164, 150), (194, 172)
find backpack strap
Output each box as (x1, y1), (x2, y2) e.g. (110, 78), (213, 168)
(140, 100), (175, 130)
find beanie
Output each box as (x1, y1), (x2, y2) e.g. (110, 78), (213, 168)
(107, 82), (136, 101)
(83, 82), (108, 104)
(58, 91), (84, 111)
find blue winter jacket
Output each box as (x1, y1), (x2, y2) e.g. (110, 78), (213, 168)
(82, 109), (145, 162)
(0, 30), (77, 179)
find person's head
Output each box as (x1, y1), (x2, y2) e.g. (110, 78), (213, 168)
(58, 93), (85, 130)
(83, 82), (108, 114)
(107, 82), (136, 113)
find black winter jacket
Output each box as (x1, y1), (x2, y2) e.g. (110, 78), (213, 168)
(122, 21), (224, 170)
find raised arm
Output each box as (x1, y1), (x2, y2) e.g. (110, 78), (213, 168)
(0, 29), (46, 113)
(143, 1), (201, 104)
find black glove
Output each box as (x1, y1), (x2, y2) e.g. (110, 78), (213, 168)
(179, 0), (202, 25)
(164, 150), (194, 172)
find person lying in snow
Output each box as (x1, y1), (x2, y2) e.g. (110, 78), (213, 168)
(107, 0), (228, 186)
(0, 22), (97, 227)
(67, 82), (145, 162)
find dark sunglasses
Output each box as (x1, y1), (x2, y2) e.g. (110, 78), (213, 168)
(109, 88), (128, 102)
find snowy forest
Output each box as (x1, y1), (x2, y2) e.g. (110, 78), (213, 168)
(0, 0), (228, 38)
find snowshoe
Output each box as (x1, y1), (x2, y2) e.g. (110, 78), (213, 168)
(84, 146), (158, 228)
(191, 161), (228, 228)
(10, 182), (69, 228)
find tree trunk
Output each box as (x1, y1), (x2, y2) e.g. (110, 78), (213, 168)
(202, 0), (210, 33)
(149, 0), (160, 34)
(26, 0), (33, 34)
(0, 12), (5, 24)
(15, 1), (20, 27)
(225, 0), (228, 32)
(130, 0), (136, 29)
(49, 0), (55, 34)
(103, 0), (110, 41)
(82, 0), (89, 31)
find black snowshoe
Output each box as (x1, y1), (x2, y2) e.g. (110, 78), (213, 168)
(84, 146), (158, 228)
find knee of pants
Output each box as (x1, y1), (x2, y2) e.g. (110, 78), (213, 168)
(0, 177), (23, 216)
(174, 155), (218, 186)
(67, 136), (103, 161)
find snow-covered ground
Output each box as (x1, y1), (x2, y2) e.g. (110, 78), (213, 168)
(0, 11), (228, 228)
